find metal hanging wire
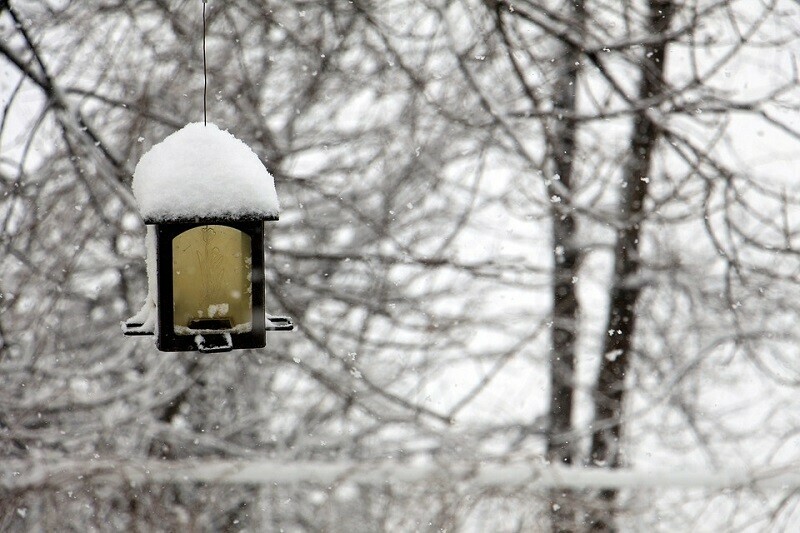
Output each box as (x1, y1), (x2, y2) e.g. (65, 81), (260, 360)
(202, 0), (208, 126)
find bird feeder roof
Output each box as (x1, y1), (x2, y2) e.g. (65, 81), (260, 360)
(132, 122), (279, 223)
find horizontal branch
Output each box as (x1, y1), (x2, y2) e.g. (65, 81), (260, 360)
(4, 459), (800, 492)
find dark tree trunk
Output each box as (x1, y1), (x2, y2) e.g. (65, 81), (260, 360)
(547, 2), (585, 531)
(588, 1), (674, 530)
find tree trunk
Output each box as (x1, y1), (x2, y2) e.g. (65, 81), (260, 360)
(547, 2), (585, 531)
(588, 1), (674, 530)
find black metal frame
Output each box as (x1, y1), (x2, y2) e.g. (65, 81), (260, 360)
(155, 218), (267, 352)
(123, 213), (293, 352)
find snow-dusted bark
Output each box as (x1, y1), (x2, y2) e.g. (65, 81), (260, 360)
(587, 2), (675, 529)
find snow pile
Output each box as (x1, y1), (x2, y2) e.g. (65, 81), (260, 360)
(132, 123), (279, 221)
(122, 226), (158, 334)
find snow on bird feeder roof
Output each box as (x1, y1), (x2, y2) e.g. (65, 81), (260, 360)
(132, 122), (279, 222)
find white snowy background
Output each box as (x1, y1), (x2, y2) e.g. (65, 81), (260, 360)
(2, 0), (800, 531)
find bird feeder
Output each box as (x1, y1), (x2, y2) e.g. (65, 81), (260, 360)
(123, 122), (292, 353)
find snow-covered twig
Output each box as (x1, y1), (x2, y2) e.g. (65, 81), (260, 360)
(4, 458), (800, 492)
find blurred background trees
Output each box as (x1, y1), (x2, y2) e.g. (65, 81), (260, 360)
(2, 0), (800, 531)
